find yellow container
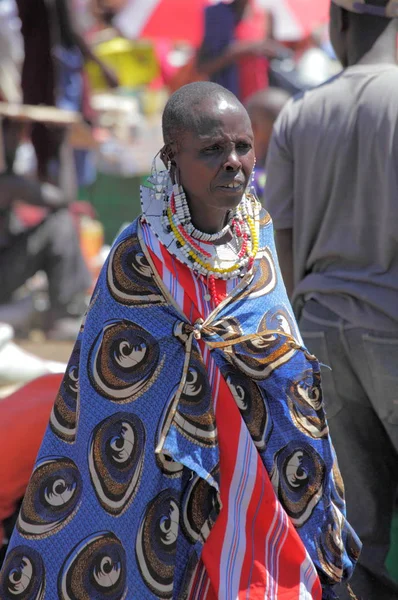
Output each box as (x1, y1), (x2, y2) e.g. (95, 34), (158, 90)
(86, 37), (160, 91)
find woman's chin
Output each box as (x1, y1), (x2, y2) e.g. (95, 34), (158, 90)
(214, 186), (246, 208)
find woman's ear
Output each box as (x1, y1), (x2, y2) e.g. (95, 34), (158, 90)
(160, 144), (176, 169)
(160, 143), (179, 184)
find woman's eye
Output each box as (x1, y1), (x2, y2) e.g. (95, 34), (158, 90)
(237, 143), (252, 153)
(202, 145), (221, 154)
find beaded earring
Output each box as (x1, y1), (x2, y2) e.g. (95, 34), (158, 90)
(149, 149), (171, 201)
(249, 158), (257, 195)
(172, 167), (190, 226)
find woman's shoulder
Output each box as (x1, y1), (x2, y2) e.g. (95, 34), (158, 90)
(259, 206), (273, 228)
(111, 217), (141, 247)
(258, 206), (277, 250)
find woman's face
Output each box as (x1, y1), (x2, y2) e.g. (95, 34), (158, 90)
(172, 97), (255, 219)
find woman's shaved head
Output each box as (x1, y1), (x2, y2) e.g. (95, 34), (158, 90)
(162, 82), (247, 146)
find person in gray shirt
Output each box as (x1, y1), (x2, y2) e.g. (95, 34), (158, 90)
(264, 1), (398, 598)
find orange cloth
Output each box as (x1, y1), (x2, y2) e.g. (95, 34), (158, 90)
(0, 374), (63, 544)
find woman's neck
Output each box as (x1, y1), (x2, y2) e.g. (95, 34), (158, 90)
(189, 204), (231, 235)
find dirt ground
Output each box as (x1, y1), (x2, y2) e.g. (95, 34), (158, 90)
(18, 339), (74, 363)
(0, 340), (73, 399)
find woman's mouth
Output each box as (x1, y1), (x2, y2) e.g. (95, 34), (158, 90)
(219, 180), (245, 190)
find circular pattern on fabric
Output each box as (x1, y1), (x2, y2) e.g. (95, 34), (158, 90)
(135, 489), (180, 599)
(17, 457), (82, 538)
(155, 415), (184, 481)
(107, 235), (165, 306)
(88, 412), (146, 515)
(271, 441), (325, 527)
(175, 351), (217, 446)
(316, 504), (346, 584)
(58, 532), (127, 600)
(331, 457), (345, 511)
(258, 305), (298, 339)
(228, 332), (296, 380)
(88, 319), (163, 402)
(0, 546), (45, 599)
(223, 368), (272, 451)
(50, 341), (81, 443)
(155, 451), (184, 479)
(238, 249), (277, 299)
(158, 349), (217, 448)
(181, 466), (220, 544)
(288, 369), (328, 439)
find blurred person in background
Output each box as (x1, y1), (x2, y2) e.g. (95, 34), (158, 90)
(15, 0), (118, 185)
(196, 0), (289, 102)
(264, 1), (398, 598)
(0, 118), (91, 339)
(91, 0), (127, 27)
(245, 86), (290, 197)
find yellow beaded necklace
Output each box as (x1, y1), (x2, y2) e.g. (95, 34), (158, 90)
(167, 195), (260, 278)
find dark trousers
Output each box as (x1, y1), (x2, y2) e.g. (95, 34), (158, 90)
(299, 300), (398, 600)
(0, 209), (91, 319)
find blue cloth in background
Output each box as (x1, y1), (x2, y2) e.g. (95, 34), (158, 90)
(201, 3), (239, 97)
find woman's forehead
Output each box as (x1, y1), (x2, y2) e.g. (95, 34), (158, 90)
(182, 98), (253, 141)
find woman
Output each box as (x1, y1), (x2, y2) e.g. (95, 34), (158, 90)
(0, 82), (359, 599)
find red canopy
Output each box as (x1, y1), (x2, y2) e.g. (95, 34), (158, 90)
(137, 0), (330, 45)
(141, 0), (207, 46)
(284, 0), (330, 37)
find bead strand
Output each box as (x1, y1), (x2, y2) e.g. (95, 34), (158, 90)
(160, 185), (261, 280)
(208, 275), (220, 305)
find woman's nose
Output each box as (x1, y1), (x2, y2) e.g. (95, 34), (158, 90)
(223, 149), (241, 171)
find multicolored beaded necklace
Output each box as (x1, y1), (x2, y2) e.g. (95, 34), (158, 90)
(141, 170), (261, 305)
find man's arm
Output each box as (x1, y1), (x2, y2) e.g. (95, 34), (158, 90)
(58, 0), (119, 88)
(197, 39), (291, 79)
(72, 32), (119, 89)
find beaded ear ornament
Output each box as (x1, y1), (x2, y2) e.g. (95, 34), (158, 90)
(147, 149), (172, 202)
(249, 158), (257, 195)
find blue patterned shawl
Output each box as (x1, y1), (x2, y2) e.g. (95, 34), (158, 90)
(0, 210), (360, 599)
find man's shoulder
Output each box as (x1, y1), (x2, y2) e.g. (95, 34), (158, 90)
(366, 64), (398, 91)
(276, 73), (343, 123)
(289, 71), (346, 108)
(276, 66), (390, 127)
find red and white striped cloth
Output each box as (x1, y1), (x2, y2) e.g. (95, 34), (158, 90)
(142, 222), (323, 600)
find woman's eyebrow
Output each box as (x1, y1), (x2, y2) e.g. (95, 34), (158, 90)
(197, 134), (225, 144)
